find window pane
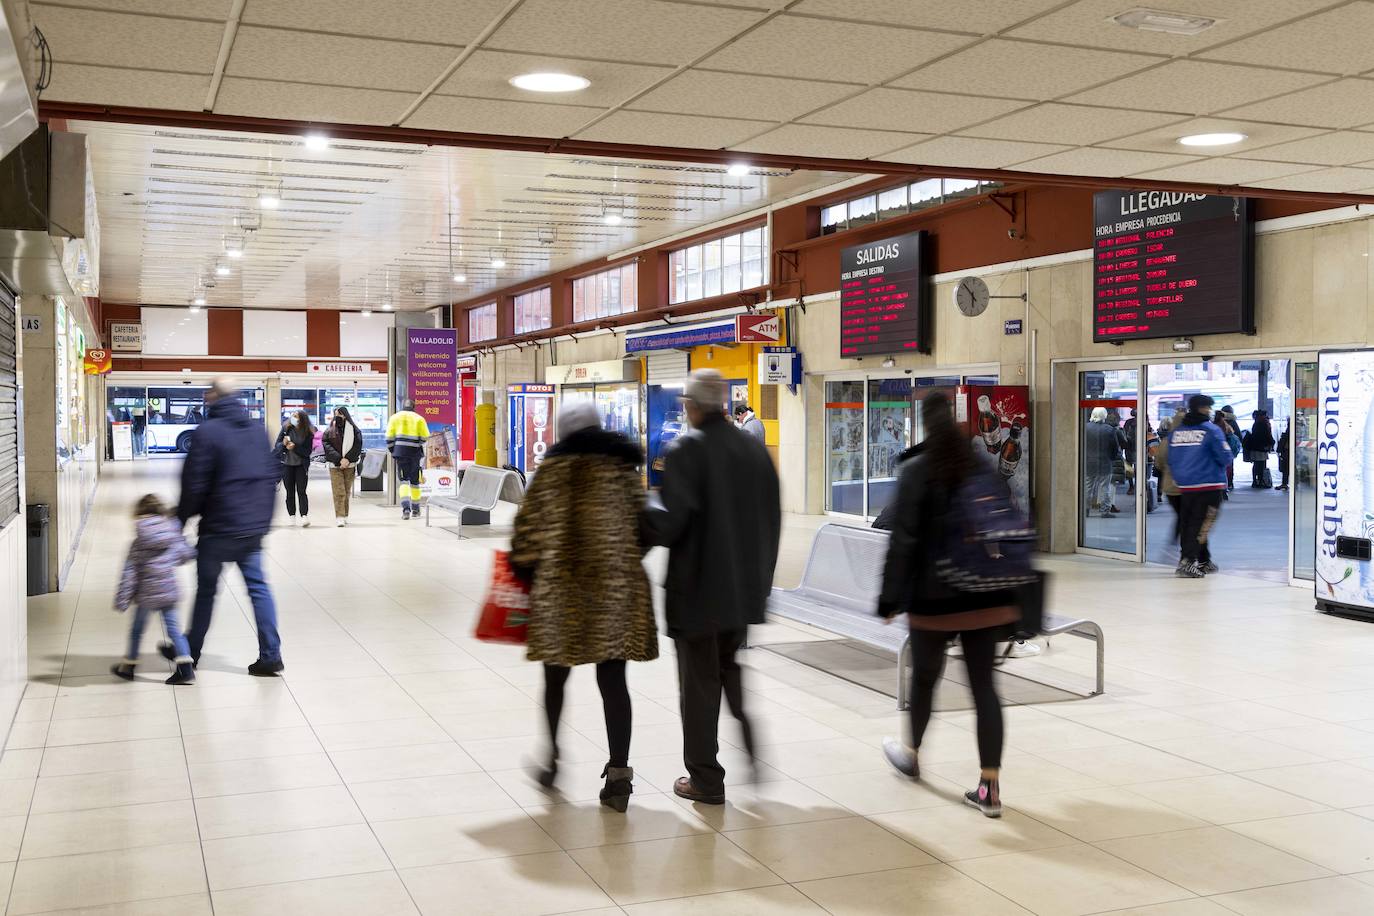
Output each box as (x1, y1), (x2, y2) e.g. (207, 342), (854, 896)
(469, 303), (496, 341)
(686, 244), (702, 301)
(702, 238), (722, 298)
(741, 227), (764, 289)
(573, 279), (585, 322)
(621, 263), (637, 313)
(909, 179), (941, 206)
(943, 177), (979, 197)
(670, 250), (686, 304)
(721, 233), (742, 293)
(848, 195), (877, 226)
(878, 185), (907, 218)
(513, 287), (550, 334)
(821, 204), (847, 235)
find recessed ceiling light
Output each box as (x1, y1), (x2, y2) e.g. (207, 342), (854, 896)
(1178, 131), (1247, 147)
(603, 212), (623, 226)
(509, 72), (590, 93)
(215, 264), (230, 277)
(453, 273), (466, 283)
(726, 163), (751, 177)
(361, 308), (373, 318)
(382, 301), (393, 311)
(258, 191), (280, 209)
(1112, 8), (1218, 35)
(304, 133), (329, 151)
(192, 296), (206, 306)
(491, 257), (506, 269)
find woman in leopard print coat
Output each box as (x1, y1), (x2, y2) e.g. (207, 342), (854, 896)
(509, 402), (657, 801)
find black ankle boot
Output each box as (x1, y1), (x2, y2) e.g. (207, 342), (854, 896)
(165, 662), (196, 686)
(600, 764), (634, 813)
(110, 662), (135, 681)
(537, 752), (559, 788)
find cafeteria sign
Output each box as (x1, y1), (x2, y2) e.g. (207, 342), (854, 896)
(83, 348), (112, 375)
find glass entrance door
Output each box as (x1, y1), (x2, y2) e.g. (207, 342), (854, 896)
(1292, 361), (1317, 581)
(1079, 367), (1139, 555)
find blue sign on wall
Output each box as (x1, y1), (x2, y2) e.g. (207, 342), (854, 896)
(626, 320), (736, 353)
(1004, 319), (1023, 336)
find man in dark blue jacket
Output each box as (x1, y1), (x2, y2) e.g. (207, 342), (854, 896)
(177, 379), (285, 675)
(1166, 394), (1232, 578)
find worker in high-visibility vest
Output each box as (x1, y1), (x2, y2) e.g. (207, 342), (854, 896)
(385, 400), (430, 520)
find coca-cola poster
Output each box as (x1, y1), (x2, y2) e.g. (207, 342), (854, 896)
(964, 385), (1031, 514)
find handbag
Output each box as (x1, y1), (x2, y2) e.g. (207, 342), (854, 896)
(474, 550), (530, 644)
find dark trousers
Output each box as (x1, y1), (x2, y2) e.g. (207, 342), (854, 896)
(282, 464), (309, 517)
(544, 660), (632, 768)
(187, 535), (281, 664)
(908, 627), (1003, 769)
(1177, 490), (1223, 564)
(676, 629), (754, 796)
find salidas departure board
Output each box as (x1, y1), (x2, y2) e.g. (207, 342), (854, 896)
(840, 230), (929, 358)
(1093, 190), (1253, 343)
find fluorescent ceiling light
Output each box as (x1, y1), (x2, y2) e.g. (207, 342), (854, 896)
(361, 308), (373, 318)
(192, 296), (206, 306)
(215, 264), (230, 277)
(382, 300), (393, 311)
(1177, 131), (1246, 147)
(726, 163), (751, 177)
(1112, 8), (1218, 35)
(258, 191), (280, 209)
(603, 212), (623, 226)
(304, 133), (329, 151)
(491, 257), (506, 268)
(509, 72), (590, 93)
(453, 273), (466, 283)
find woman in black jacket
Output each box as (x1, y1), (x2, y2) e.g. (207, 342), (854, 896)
(877, 393), (1018, 818)
(322, 406), (364, 526)
(275, 410), (315, 527)
(1248, 411), (1276, 489)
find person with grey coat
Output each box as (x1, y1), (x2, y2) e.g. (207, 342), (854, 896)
(113, 494), (197, 685)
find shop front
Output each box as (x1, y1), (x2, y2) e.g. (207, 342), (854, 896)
(545, 358), (643, 444)
(507, 383), (555, 477)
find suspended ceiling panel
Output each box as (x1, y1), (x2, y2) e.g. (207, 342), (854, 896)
(74, 119), (851, 311)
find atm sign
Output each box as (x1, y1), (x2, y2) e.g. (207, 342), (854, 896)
(735, 313), (781, 343)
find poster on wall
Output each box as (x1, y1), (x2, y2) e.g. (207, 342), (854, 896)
(960, 385), (1031, 515)
(407, 329), (458, 497)
(1315, 350), (1374, 617)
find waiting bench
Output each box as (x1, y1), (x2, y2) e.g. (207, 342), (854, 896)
(425, 466), (523, 537)
(766, 523), (1105, 708)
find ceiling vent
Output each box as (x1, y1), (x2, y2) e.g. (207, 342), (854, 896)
(1111, 8), (1219, 35)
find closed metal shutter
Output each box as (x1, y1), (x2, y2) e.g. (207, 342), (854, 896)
(645, 350), (689, 384)
(0, 284), (16, 525)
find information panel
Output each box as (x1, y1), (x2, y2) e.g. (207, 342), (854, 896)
(1093, 191), (1253, 342)
(840, 230), (928, 358)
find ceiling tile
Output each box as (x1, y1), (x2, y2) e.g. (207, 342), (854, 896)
(576, 111), (773, 149)
(1067, 60), (1327, 115)
(801, 88), (1028, 134)
(958, 103), (1184, 145)
(438, 51), (671, 107)
(884, 135), (1072, 168)
(1010, 146), (1201, 177)
(30, 4), (224, 72)
(1007, 0), (1322, 54)
(33, 0), (231, 18)
(45, 64), (210, 111)
(241, 0), (510, 44)
(630, 70), (858, 121)
(1220, 79), (1374, 129)
(1202, 3), (1374, 74)
(1101, 118), (1328, 155)
(891, 39), (1161, 102)
(408, 96), (606, 137)
(732, 124), (932, 160)
(1249, 166), (1374, 192)
(792, 0), (1063, 31)
(216, 79), (415, 125)
(1131, 158), (1320, 185)
(1234, 130), (1374, 166)
(700, 14), (975, 83)
(225, 26), (457, 93)
(485, 0), (764, 65)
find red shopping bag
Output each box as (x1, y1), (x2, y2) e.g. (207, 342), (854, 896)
(474, 550), (530, 644)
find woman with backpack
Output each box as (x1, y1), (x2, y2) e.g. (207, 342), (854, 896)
(877, 393), (1025, 818)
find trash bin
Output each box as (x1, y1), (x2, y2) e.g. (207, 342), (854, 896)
(26, 503), (49, 596)
(359, 449), (385, 493)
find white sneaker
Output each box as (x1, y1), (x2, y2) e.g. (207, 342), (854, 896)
(336, 519), (345, 527)
(301, 518), (311, 528)
(290, 516), (299, 527)
(1004, 639), (1041, 659)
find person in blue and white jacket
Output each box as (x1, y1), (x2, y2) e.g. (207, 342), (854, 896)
(1165, 394), (1232, 578)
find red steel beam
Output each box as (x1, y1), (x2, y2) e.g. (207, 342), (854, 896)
(38, 100), (1374, 206)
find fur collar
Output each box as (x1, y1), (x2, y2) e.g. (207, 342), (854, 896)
(548, 428), (643, 465)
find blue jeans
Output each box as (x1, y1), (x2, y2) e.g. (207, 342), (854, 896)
(187, 535), (281, 664)
(124, 605), (191, 665)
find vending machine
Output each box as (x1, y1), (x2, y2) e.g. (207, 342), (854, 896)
(952, 384), (1032, 515)
(1315, 349), (1374, 620)
(506, 383), (555, 477)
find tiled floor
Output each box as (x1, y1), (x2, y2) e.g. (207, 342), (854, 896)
(8, 460), (1374, 914)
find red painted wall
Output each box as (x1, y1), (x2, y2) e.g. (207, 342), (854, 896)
(207, 308), (242, 356)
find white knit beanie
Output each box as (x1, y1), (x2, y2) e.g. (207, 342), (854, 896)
(557, 401), (601, 440)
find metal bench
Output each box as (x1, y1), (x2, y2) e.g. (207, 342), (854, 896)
(767, 523), (1105, 708)
(425, 465), (521, 537)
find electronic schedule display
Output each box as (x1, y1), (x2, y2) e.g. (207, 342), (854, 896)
(1093, 190), (1253, 343)
(840, 230), (929, 358)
